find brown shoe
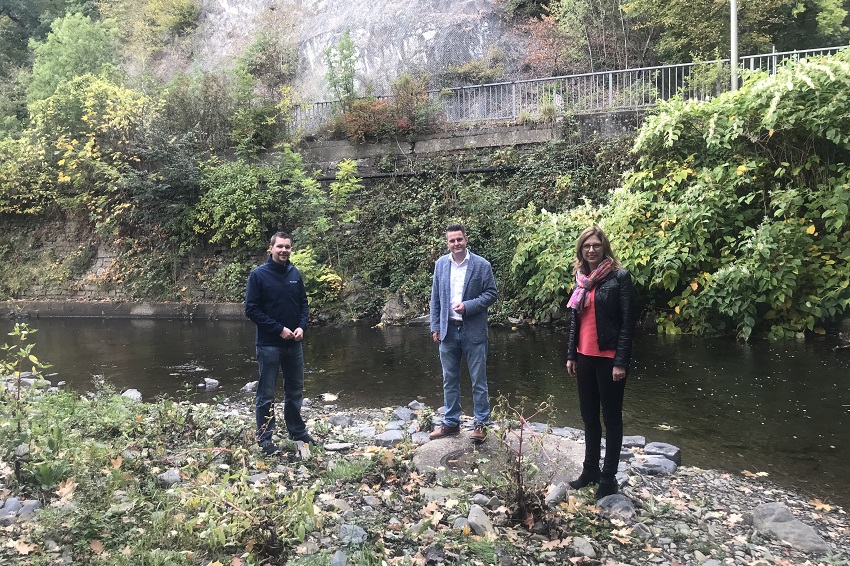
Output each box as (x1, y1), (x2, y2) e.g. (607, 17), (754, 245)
(429, 424), (460, 440)
(470, 423), (488, 443)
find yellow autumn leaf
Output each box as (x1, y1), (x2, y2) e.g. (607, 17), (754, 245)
(674, 305), (680, 314)
(807, 225), (816, 234)
(690, 281), (699, 291)
(736, 165), (748, 176)
(768, 128), (775, 137)
(809, 499), (832, 511)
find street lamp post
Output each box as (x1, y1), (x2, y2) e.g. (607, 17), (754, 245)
(731, 0), (739, 90)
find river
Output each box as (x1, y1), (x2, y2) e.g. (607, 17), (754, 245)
(9, 318), (849, 507)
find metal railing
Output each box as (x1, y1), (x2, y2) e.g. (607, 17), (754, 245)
(293, 46), (845, 133)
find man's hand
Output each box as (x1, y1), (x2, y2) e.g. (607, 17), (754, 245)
(432, 331), (441, 343)
(280, 327), (294, 340)
(292, 327), (304, 341)
(566, 360), (576, 376)
(452, 302), (465, 315)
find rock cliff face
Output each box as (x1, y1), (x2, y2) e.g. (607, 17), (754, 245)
(192, 0), (516, 99)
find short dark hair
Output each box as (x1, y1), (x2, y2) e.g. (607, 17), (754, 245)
(445, 223), (466, 235)
(269, 231), (292, 246)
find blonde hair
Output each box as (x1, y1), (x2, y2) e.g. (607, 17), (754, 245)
(573, 225), (622, 274)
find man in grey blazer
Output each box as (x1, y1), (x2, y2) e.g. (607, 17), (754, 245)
(429, 223), (498, 442)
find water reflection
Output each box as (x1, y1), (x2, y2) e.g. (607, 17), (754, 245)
(12, 318), (849, 507)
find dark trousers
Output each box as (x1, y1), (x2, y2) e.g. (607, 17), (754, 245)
(575, 353), (626, 477)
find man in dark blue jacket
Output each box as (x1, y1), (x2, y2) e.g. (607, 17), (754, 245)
(245, 232), (312, 455)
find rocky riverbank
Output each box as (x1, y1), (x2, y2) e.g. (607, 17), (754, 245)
(1, 384), (848, 565)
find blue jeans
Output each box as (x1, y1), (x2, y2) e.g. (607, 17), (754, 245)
(438, 325), (491, 427)
(255, 344), (307, 443)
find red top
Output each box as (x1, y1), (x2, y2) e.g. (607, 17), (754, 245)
(577, 288), (616, 358)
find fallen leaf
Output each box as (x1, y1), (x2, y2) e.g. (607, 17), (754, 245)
(809, 499), (832, 512)
(13, 539), (37, 555)
(206, 561), (224, 566)
(642, 542), (660, 552)
(231, 556), (245, 566)
(56, 478), (77, 504)
(740, 469), (767, 477)
(90, 540), (105, 554)
(541, 538), (571, 550)
(111, 455), (123, 469)
(444, 498), (458, 509)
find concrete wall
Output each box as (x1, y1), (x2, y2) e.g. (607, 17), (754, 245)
(298, 109), (645, 177)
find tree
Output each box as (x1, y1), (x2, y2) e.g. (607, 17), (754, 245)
(548, 0), (653, 71)
(622, 0), (849, 63)
(324, 30), (358, 108)
(26, 12), (119, 103)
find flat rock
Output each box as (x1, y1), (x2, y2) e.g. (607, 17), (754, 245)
(753, 502), (831, 554)
(644, 441), (682, 465)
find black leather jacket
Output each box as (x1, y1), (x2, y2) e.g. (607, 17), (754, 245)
(567, 269), (636, 369)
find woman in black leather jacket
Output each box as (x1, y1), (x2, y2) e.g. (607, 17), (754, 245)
(565, 226), (636, 500)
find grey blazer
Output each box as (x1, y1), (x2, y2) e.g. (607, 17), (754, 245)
(430, 251), (498, 344)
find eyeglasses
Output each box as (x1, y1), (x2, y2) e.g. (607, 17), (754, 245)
(582, 243), (603, 251)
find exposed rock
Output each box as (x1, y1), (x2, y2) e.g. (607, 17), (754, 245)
(394, 406), (415, 422)
(753, 502), (831, 554)
(157, 468), (183, 487)
(325, 442), (354, 451)
(121, 388), (142, 402)
(644, 441), (682, 465)
(597, 494), (637, 523)
(240, 381), (258, 393)
(571, 536), (596, 558)
(374, 430), (404, 447)
(467, 504), (496, 538)
(339, 523), (368, 545)
(632, 455), (678, 475)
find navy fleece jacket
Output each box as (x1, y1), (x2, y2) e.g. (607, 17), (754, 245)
(245, 256), (309, 347)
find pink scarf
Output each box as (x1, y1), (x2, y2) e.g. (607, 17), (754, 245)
(567, 259), (613, 313)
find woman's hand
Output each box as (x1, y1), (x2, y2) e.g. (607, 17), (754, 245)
(613, 365), (626, 381)
(566, 360), (576, 376)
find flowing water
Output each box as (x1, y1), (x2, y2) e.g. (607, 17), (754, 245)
(11, 318), (850, 507)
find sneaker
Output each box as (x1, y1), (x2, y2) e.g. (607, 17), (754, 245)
(294, 434), (317, 446)
(470, 423), (488, 443)
(429, 424), (460, 440)
(259, 441), (279, 456)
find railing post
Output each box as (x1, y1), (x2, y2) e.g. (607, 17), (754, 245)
(512, 82), (517, 121)
(608, 72), (613, 108)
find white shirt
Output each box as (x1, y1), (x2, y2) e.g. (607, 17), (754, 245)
(449, 251), (469, 321)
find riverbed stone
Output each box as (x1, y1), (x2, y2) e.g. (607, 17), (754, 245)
(329, 415), (354, 427)
(753, 502), (831, 553)
(572, 536), (597, 558)
(407, 400), (425, 410)
(644, 441), (682, 465)
(467, 504), (496, 538)
(121, 388), (142, 402)
(158, 468), (182, 486)
(240, 381), (258, 393)
(395, 407), (415, 422)
(199, 377), (219, 389)
(18, 500), (42, 521)
(351, 426), (376, 438)
(597, 494), (637, 523)
(384, 420), (403, 430)
(325, 442), (354, 451)
(375, 430), (404, 447)
(622, 435), (646, 448)
(330, 550), (348, 566)
(632, 455), (678, 475)
(339, 523), (368, 545)
(412, 430), (583, 488)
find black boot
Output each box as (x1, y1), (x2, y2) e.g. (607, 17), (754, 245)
(595, 475), (618, 500)
(568, 463), (600, 489)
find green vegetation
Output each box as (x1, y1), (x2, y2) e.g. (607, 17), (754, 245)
(513, 49), (850, 339)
